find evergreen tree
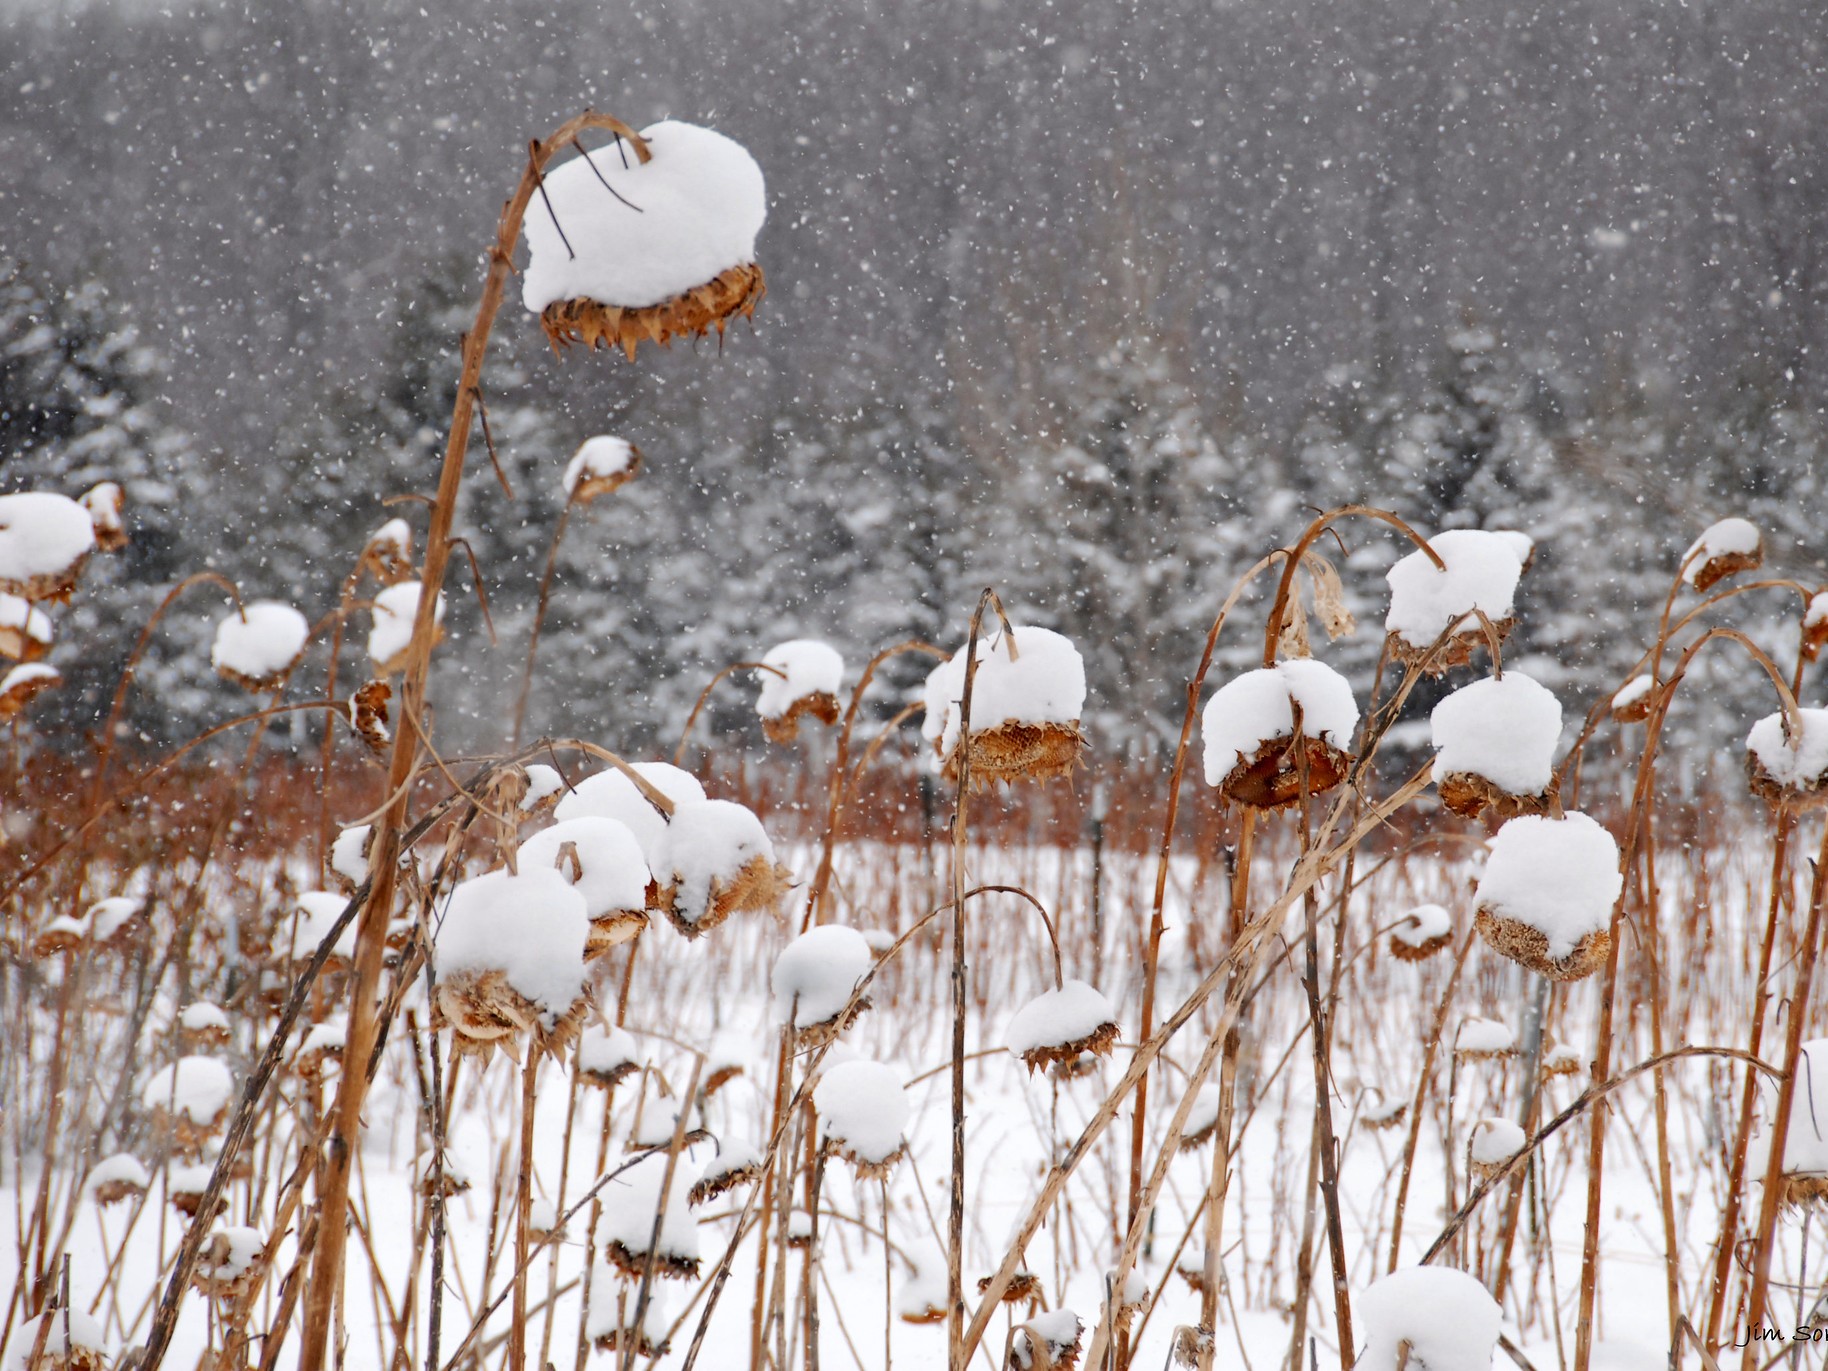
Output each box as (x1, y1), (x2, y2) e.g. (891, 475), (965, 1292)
(0, 263), (206, 740)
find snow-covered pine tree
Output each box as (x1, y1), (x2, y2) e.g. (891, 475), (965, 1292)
(992, 336), (1264, 753)
(0, 262), (206, 740)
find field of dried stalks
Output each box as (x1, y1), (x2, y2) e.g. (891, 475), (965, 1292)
(2, 105), (1825, 1371)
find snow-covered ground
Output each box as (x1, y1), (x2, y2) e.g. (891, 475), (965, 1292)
(0, 830), (1817, 1371)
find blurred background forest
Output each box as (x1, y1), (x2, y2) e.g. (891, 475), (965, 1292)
(1, 0), (1824, 769)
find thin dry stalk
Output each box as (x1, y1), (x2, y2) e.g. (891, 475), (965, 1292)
(510, 499), (574, 750)
(1386, 926), (1478, 1269)
(1703, 811), (1795, 1344)
(509, 1052), (540, 1371)
(946, 588), (1000, 1371)
(1739, 816), (1828, 1360)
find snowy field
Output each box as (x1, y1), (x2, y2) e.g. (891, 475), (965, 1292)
(3, 819), (1822, 1371)
(2, 85), (1825, 1371)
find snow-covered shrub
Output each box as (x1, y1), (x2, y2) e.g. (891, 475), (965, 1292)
(519, 815), (651, 957)
(524, 120), (767, 359)
(1390, 904), (1453, 962)
(1200, 659), (1357, 810)
(1356, 1266), (1501, 1371)
(361, 517), (413, 584)
(1803, 591), (1828, 663)
(168, 1162), (212, 1217)
(1745, 706), (1828, 810)
(1180, 1084), (1223, 1150)
(554, 761), (704, 865)
(773, 924), (873, 1045)
(348, 679), (391, 753)
(1541, 1040), (1584, 1079)
(755, 638), (844, 743)
(923, 623), (1086, 786)
(1005, 980), (1119, 1074)
(0, 593), (52, 662)
(0, 662), (60, 720)
(1430, 673), (1561, 819)
(5, 1308), (109, 1371)
(586, 1271), (670, 1356)
(1008, 1309), (1083, 1371)
(328, 824), (373, 894)
(431, 868), (590, 1060)
(1473, 812), (1622, 981)
(576, 1022), (641, 1091)
(1384, 529), (1526, 674)
(293, 1020), (347, 1080)
(1681, 516), (1761, 593)
(0, 491), (95, 601)
(1609, 674), (1654, 724)
(87, 1153), (151, 1207)
(80, 480), (127, 552)
(1360, 1089), (1408, 1131)
(815, 1059), (909, 1177)
(1454, 1017), (1517, 1062)
(897, 1262), (948, 1325)
(520, 763), (564, 815)
(178, 1001), (232, 1051)
(1770, 1038), (1828, 1212)
(191, 1224), (266, 1301)
(700, 1032), (748, 1097)
(562, 435), (642, 504)
(32, 912), (89, 959)
(1467, 1117), (1526, 1183)
(141, 1055), (235, 1152)
(284, 891), (357, 966)
(210, 600), (310, 693)
(598, 1150), (702, 1279)
(649, 798), (790, 938)
(689, 1137), (763, 1205)
(367, 580), (445, 676)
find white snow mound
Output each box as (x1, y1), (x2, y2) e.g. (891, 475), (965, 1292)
(1393, 904), (1453, 949)
(288, 891), (357, 962)
(1357, 1266), (1501, 1371)
(922, 623), (1085, 757)
(522, 121), (766, 313)
(1746, 707), (1828, 789)
(756, 639), (844, 720)
(434, 868), (589, 1021)
(1385, 529), (1525, 649)
(814, 1059), (909, 1165)
(1006, 980), (1116, 1058)
(1681, 516), (1760, 585)
(1201, 658), (1358, 785)
(368, 580), (445, 669)
(554, 761), (705, 859)
(7, 1310), (108, 1371)
(562, 435), (638, 497)
(520, 816), (649, 919)
(1474, 812), (1622, 958)
(1430, 672), (1561, 794)
(599, 1150), (701, 1265)
(1456, 1017), (1517, 1057)
(1469, 1117), (1526, 1167)
(773, 925), (873, 1028)
(211, 601), (309, 682)
(577, 1022), (641, 1078)
(331, 825), (372, 888)
(1611, 675), (1653, 714)
(0, 593), (52, 648)
(142, 1055), (234, 1123)
(650, 798), (780, 929)
(0, 491), (95, 590)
